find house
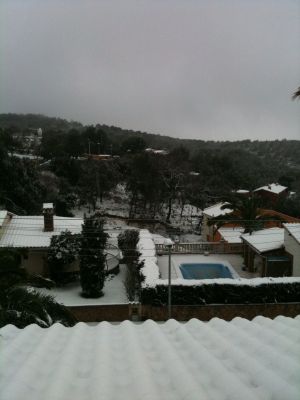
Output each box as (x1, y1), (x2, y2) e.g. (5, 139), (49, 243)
(215, 209), (300, 245)
(283, 223), (300, 276)
(253, 183), (288, 205)
(201, 202), (233, 241)
(145, 148), (168, 155)
(241, 227), (292, 276)
(1, 316), (299, 400)
(0, 203), (82, 275)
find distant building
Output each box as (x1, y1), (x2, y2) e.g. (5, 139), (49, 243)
(145, 148), (168, 155)
(253, 183), (288, 204)
(201, 202), (233, 241)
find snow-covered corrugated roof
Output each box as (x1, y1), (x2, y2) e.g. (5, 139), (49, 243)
(0, 215), (83, 248)
(218, 227), (244, 243)
(1, 316), (300, 400)
(203, 202), (232, 218)
(283, 223), (300, 244)
(254, 183), (287, 195)
(241, 227), (284, 253)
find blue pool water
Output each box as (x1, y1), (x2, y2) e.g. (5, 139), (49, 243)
(179, 263), (234, 279)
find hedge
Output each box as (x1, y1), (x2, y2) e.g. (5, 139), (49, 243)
(140, 281), (300, 305)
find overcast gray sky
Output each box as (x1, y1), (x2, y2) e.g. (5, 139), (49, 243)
(1, 0), (299, 140)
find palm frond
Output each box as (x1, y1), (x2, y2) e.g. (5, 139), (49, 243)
(1, 287), (77, 328)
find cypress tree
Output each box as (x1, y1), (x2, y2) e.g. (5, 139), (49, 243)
(79, 215), (108, 298)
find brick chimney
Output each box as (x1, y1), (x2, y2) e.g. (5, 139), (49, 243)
(43, 203), (54, 232)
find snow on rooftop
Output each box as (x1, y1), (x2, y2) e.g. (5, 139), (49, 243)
(1, 316), (300, 400)
(0, 215), (83, 248)
(283, 223), (300, 244)
(42, 202), (54, 209)
(254, 183), (287, 195)
(203, 202), (232, 218)
(218, 227), (244, 243)
(235, 189), (249, 194)
(241, 227), (284, 253)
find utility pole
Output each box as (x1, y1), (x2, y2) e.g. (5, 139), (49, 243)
(164, 238), (174, 319)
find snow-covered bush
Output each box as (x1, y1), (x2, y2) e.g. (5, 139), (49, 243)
(47, 230), (80, 284)
(118, 229), (141, 301)
(141, 278), (300, 305)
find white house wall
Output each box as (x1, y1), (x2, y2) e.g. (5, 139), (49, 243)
(284, 230), (300, 276)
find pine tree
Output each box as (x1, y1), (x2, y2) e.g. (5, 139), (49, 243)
(79, 215), (108, 298)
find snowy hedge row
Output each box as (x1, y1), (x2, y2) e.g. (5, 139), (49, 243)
(140, 281), (300, 305)
(138, 230), (300, 305)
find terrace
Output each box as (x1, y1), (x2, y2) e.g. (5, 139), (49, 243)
(155, 242), (260, 279)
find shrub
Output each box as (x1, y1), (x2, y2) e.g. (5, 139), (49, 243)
(118, 229), (141, 301)
(47, 230), (80, 284)
(140, 281), (300, 305)
(79, 215), (108, 298)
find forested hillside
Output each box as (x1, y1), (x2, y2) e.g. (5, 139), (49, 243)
(0, 113), (299, 219)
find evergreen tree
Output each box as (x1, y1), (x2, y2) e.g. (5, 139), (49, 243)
(79, 215), (108, 298)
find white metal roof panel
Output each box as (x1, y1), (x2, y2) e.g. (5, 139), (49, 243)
(1, 316), (299, 400)
(283, 223), (300, 244)
(218, 227), (244, 243)
(241, 227), (284, 253)
(0, 216), (83, 248)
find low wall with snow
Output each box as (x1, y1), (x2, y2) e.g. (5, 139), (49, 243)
(138, 230), (300, 305)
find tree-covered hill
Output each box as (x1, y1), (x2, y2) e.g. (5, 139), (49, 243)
(1, 113), (300, 218)
(1, 113), (299, 167)
(0, 113), (83, 132)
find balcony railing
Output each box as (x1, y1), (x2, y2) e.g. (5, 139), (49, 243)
(155, 242), (244, 255)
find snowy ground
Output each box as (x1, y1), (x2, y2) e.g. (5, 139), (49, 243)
(39, 264), (128, 306)
(157, 254), (260, 279)
(72, 183), (202, 234)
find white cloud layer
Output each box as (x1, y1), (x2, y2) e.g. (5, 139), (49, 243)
(0, 0), (299, 140)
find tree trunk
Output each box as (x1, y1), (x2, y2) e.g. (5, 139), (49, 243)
(166, 197), (172, 223)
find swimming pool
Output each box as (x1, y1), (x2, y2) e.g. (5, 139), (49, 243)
(179, 263), (236, 279)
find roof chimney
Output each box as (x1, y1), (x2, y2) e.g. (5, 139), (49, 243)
(43, 203), (54, 232)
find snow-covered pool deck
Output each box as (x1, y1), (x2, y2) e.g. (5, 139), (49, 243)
(38, 264), (128, 306)
(157, 254), (260, 279)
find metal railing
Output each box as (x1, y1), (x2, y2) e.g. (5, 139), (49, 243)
(155, 242), (244, 255)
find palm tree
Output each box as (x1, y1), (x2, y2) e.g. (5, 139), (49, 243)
(292, 87), (300, 100)
(0, 286), (76, 328)
(208, 194), (281, 235)
(0, 249), (77, 328)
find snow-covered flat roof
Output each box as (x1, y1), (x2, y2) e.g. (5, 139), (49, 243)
(235, 189), (249, 194)
(0, 215), (83, 248)
(283, 223), (300, 244)
(254, 183), (287, 195)
(42, 203), (53, 209)
(218, 227), (244, 243)
(241, 227), (284, 253)
(203, 202), (232, 218)
(1, 317), (300, 400)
